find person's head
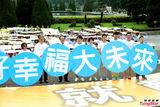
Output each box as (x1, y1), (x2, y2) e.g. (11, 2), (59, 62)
(41, 25), (44, 28)
(136, 33), (139, 36)
(25, 25), (28, 28)
(88, 38), (94, 45)
(126, 32), (131, 41)
(39, 36), (45, 44)
(47, 25), (50, 28)
(113, 31), (119, 40)
(59, 36), (65, 44)
(21, 43), (27, 50)
(102, 34), (107, 42)
(77, 35), (83, 44)
(139, 36), (144, 44)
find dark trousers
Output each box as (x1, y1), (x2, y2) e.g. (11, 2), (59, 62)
(39, 70), (48, 82)
(59, 73), (69, 81)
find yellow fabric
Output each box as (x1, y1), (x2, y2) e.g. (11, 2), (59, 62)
(111, 72), (119, 77)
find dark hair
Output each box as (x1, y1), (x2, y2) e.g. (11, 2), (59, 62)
(113, 31), (119, 35)
(102, 34), (108, 37)
(139, 36), (144, 39)
(127, 32), (131, 35)
(77, 35), (83, 39)
(59, 35), (65, 40)
(21, 43), (27, 49)
(88, 38), (94, 42)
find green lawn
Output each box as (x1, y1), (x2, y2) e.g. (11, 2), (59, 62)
(50, 23), (87, 32)
(51, 22), (150, 32)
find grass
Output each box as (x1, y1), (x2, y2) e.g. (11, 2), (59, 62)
(50, 22), (150, 32)
(50, 23), (88, 32)
(102, 22), (149, 29)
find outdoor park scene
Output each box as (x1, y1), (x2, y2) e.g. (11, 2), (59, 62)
(0, 0), (160, 107)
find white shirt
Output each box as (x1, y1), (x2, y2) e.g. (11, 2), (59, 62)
(0, 48), (5, 53)
(34, 43), (48, 57)
(19, 49), (31, 54)
(59, 41), (70, 49)
(98, 41), (108, 52)
(74, 42), (85, 48)
(124, 40), (134, 49)
(88, 43), (96, 49)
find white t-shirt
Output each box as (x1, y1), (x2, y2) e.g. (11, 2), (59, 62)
(59, 41), (70, 49)
(88, 43), (96, 49)
(19, 49), (31, 54)
(124, 40), (134, 49)
(34, 43), (48, 57)
(74, 42), (85, 48)
(98, 41), (108, 52)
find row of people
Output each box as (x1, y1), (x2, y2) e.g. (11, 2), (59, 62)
(33, 32), (147, 83)
(7, 32), (147, 83)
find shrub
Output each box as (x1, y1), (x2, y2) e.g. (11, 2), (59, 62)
(69, 20), (76, 27)
(111, 19), (117, 25)
(53, 16), (131, 24)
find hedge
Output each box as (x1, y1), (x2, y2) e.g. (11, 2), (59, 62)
(53, 16), (131, 24)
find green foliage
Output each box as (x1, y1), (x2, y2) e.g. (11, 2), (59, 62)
(31, 0), (52, 26)
(146, 0), (160, 27)
(16, 0), (34, 25)
(86, 23), (92, 28)
(83, 0), (92, 12)
(69, 20), (76, 27)
(126, 0), (147, 24)
(86, 19), (100, 28)
(68, 0), (76, 11)
(54, 2), (58, 11)
(0, 0), (17, 28)
(59, 1), (66, 11)
(111, 19), (117, 25)
(53, 16), (131, 24)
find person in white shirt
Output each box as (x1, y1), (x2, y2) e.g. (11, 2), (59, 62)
(58, 36), (70, 83)
(34, 36), (48, 83)
(123, 33), (134, 80)
(19, 43), (31, 53)
(74, 35), (84, 48)
(74, 35), (85, 82)
(34, 36), (48, 57)
(136, 36), (147, 81)
(111, 31), (120, 80)
(88, 38), (98, 81)
(97, 34), (109, 81)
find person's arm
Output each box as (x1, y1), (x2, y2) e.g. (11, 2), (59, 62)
(34, 44), (40, 57)
(97, 44), (101, 55)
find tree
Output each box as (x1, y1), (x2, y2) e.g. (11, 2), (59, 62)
(68, 0), (73, 10)
(84, 13), (87, 24)
(54, 2), (58, 11)
(59, 1), (65, 11)
(31, 0), (51, 26)
(83, 0), (92, 12)
(0, 0), (17, 28)
(146, 0), (160, 27)
(100, 12), (103, 23)
(45, 0), (53, 24)
(68, 0), (76, 11)
(16, 0), (34, 25)
(72, 0), (76, 11)
(126, 0), (147, 24)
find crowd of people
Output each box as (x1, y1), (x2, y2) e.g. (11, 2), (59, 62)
(22, 32), (148, 83)
(0, 26), (149, 84)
